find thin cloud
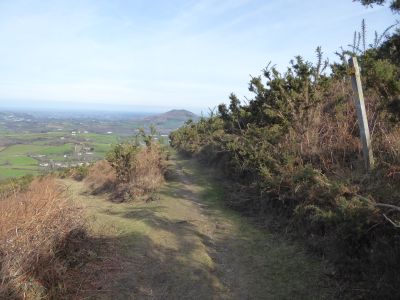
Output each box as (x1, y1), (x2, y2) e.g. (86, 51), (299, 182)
(0, 0), (395, 111)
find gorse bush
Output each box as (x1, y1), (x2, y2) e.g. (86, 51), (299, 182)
(106, 142), (140, 184)
(170, 24), (400, 298)
(123, 143), (166, 199)
(84, 130), (166, 202)
(106, 143), (165, 201)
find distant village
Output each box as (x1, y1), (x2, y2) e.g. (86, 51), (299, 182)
(34, 130), (106, 170)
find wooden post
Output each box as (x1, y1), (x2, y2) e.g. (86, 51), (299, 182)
(348, 56), (374, 171)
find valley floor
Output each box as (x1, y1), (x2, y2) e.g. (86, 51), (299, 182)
(63, 155), (334, 299)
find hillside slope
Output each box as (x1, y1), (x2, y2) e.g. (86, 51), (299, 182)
(140, 110), (199, 133)
(63, 154), (334, 299)
(143, 109), (198, 122)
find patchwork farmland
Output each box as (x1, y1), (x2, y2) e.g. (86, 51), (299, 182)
(0, 110), (195, 180)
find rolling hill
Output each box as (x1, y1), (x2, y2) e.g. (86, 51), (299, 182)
(140, 109), (199, 133)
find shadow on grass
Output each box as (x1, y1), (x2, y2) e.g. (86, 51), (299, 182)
(1, 228), (122, 299)
(56, 211), (226, 299)
(96, 203), (333, 299)
(55, 155), (334, 299)
(102, 233), (225, 300)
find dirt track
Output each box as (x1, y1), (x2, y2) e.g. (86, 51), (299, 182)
(65, 156), (333, 299)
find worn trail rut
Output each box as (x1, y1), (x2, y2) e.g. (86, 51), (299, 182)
(65, 156), (333, 299)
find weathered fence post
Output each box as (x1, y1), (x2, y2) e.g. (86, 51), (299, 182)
(348, 56), (374, 171)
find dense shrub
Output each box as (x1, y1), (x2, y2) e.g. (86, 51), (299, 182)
(123, 143), (166, 198)
(107, 142), (166, 201)
(84, 132), (166, 201)
(170, 28), (400, 298)
(106, 142), (140, 184)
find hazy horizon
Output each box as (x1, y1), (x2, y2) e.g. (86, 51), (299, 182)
(0, 100), (197, 114)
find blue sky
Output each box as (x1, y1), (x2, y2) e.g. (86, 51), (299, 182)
(0, 0), (396, 113)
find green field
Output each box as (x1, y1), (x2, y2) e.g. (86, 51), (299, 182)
(0, 132), (120, 180)
(0, 130), (164, 180)
(0, 110), (191, 180)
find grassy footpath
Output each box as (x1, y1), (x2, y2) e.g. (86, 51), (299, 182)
(64, 154), (334, 299)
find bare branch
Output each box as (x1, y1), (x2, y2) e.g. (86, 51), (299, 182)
(369, 202), (400, 228)
(374, 203), (400, 212)
(383, 214), (400, 228)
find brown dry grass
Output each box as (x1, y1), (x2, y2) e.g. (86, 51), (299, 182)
(0, 177), (85, 299)
(290, 81), (362, 172)
(287, 81), (400, 176)
(85, 145), (165, 201)
(84, 160), (117, 194)
(125, 145), (165, 198)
